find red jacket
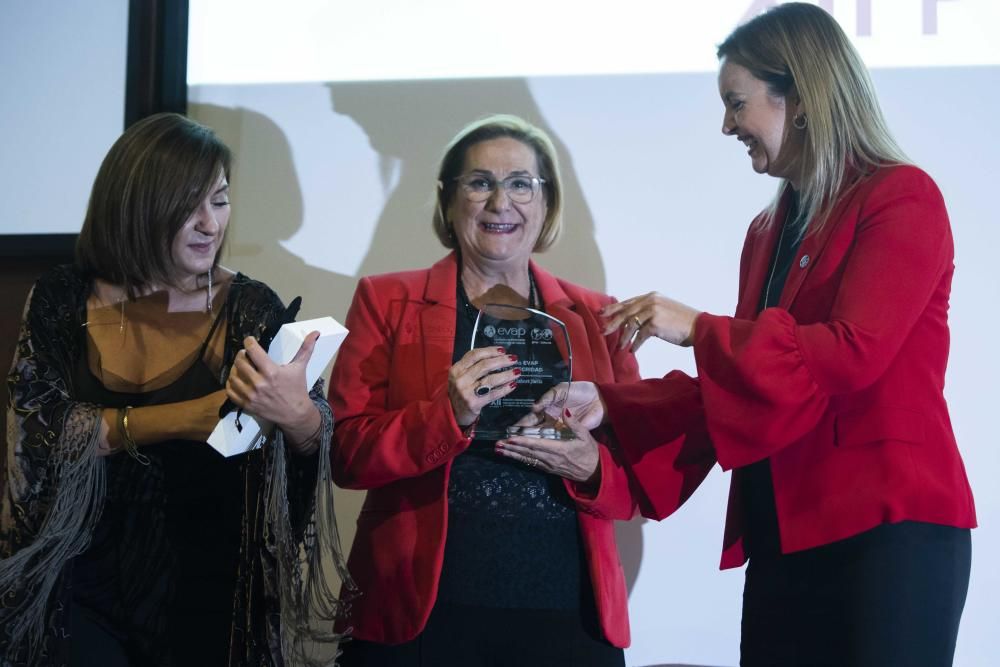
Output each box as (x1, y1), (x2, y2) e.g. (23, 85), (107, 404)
(329, 252), (641, 645)
(602, 165), (976, 569)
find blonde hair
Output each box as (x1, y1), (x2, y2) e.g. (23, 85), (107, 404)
(718, 2), (908, 232)
(432, 114), (563, 252)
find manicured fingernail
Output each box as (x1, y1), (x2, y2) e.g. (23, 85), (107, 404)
(564, 409), (572, 417)
(509, 381), (517, 388)
(495, 442), (504, 450)
(513, 368), (522, 376)
(508, 354), (518, 362)
(497, 347), (505, 353)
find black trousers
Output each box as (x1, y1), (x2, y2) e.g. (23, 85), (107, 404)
(337, 602), (625, 667)
(741, 521), (971, 667)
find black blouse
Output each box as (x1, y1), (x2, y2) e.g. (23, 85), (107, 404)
(69, 306), (242, 665)
(741, 192), (806, 559)
(435, 278), (589, 610)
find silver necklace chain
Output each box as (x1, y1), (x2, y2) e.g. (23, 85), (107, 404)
(763, 220), (789, 308)
(459, 272), (538, 319)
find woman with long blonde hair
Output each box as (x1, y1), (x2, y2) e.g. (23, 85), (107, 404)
(519, 4), (976, 664)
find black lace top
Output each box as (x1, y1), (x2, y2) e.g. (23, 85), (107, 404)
(69, 303), (240, 665)
(435, 280), (588, 610)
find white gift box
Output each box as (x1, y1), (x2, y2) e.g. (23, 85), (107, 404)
(206, 316), (348, 457)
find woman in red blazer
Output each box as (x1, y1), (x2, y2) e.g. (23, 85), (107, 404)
(518, 4), (976, 666)
(328, 114), (641, 666)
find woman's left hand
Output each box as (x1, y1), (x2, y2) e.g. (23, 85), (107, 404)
(495, 410), (601, 484)
(601, 292), (702, 351)
(226, 333), (320, 444)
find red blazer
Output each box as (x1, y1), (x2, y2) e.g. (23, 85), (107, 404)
(328, 252), (641, 646)
(602, 165), (977, 569)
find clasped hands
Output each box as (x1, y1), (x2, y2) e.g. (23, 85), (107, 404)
(447, 347), (601, 483)
(494, 381), (609, 484)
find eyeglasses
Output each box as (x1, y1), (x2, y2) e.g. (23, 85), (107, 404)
(453, 173), (546, 204)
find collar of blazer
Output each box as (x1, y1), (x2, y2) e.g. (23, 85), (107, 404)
(416, 250), (582, 398)
(738, 169), (875, 319)
(422, 251), (575, 313)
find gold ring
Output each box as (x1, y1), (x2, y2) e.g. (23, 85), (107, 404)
(631, 316), (642, 329)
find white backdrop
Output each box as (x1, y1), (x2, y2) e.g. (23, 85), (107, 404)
(186, 3), (1000, 665)
(0, 0), (127, 237)
(2, 1), (994, 665)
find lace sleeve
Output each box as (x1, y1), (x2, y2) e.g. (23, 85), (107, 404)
(1, 268), (106, 664)
(263, 379), (357, 664)
(226, 275), (357, 666)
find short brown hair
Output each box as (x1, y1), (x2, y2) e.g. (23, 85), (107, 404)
(75, 112), (232, 296)
(432, 114), (563, 252)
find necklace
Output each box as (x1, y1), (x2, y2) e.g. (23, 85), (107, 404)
(83, 269), (215, 334)
(80, 289), (129, 336)
(763, 191), (806, 307)
(458, 272), (538, 319)
(763, 220), (788, 308)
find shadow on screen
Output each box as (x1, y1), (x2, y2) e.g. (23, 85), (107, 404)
(325, 77), (606, 290)
(189, 103), (360, 321)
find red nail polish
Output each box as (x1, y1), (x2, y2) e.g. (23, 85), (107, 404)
(497, 347), (505, 353)
(508, 354), (518, 362)
(509, 381), (517, 388)
(513, 368), (522, 376)
(564, 408), (572, 417)
(495, 442), (504, 450)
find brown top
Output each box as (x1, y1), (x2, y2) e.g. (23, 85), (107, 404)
(83, 277), (232, 392)
(83, 273), (236, 450)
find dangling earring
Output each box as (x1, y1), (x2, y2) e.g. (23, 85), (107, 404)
(205, 269), (213, 313)
(119, 298), (126, 335)
(793, 113), (808, 130)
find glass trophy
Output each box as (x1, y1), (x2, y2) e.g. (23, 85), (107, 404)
(471, 304), (573, 440)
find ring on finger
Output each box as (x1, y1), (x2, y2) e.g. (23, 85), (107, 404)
(631, 316), (642, 329)
(475, 384), (491, 397)
(528, 456), (538, 468)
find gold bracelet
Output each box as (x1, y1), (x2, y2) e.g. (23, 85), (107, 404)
(118, 405), (150, 466)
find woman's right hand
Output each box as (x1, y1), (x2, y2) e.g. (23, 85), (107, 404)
(528, 381), (608, 431)
(448, 347), (520, 427)
(601, 292), (702, 351)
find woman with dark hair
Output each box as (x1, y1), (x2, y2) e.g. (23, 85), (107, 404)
(0, 112), (351, 666)
(329, 114), (646, 666)
(525, 4), (976, 665)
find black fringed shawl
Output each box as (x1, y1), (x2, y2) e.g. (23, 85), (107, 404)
(0, 266), (355, 666)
